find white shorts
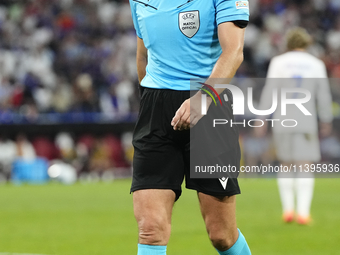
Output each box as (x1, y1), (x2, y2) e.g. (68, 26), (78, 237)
(274, 133), (321, 163)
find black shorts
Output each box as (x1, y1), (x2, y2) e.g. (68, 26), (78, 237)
(131, 87), (241, 200)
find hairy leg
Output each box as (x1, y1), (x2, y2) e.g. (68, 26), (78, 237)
(198, 193), (238, 251)
(133, 189), (176, 245)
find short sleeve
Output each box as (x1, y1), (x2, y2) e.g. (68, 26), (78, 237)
(215, 0), (250, 25)
(129, 0), (143, 39)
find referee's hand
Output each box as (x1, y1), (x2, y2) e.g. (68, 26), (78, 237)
(171, 92), (211, 131)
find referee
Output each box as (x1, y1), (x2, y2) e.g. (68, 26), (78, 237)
(129, 1), (251, 254)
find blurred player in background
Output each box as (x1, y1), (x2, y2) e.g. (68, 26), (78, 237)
(259, 27), (333, 225)
(129, 0), (251, 255)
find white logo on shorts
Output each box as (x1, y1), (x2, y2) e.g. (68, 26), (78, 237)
(179, 11), (200, 38)
(219, 177), (229, 190)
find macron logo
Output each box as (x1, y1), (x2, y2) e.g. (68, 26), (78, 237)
(219, 177), (229, 190)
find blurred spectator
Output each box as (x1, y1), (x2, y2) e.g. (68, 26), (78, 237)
(73, 73), (99, 112)
(15, 133), (36, 161)
(51, 77), (74, 112)
(55, 132), (76, 162)
(0, 134), (17, 177)
(89, 137), (113, 173)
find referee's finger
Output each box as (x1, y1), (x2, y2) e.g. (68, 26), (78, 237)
(175, 112), (190, 130)
(177, 114), (191, 130)
(171, 108), (185, 126)
(190, 116), (199, 127)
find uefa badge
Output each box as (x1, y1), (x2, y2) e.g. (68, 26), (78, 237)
(178, 11), (200, 38)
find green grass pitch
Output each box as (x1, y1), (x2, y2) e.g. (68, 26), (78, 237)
(0, 178), (339, 255)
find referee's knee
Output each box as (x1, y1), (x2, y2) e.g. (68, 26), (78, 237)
(137, 216), (171, 245)
(209, 230), (238, 251)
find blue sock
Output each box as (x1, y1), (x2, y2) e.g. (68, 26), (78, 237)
(217, 229), (251, 255)
(137, 244), (167, 255)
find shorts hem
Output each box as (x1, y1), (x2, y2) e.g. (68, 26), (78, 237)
(186, 185), (241, 197)
(130, 185), (182, 200)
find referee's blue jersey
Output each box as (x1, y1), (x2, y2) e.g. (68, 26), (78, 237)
(129, 0), (249, 90)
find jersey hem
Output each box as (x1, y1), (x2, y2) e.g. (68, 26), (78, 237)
(140, 84), (192, 91)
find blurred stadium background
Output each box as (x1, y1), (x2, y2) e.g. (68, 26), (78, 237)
(0, 0), (339, 254)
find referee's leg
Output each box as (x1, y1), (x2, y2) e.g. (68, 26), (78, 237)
(198, 193), (251, 255)
(133, 189), (176, 254)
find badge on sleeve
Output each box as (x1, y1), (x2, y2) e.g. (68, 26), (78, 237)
(235, 1), (249, 9)
(178, 11), (200, 38)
